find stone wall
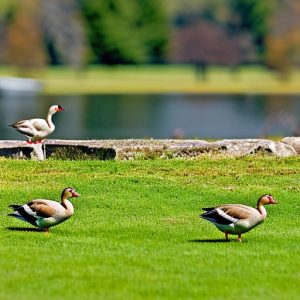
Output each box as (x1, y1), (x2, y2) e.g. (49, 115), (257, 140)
(0, 138), (299, 160)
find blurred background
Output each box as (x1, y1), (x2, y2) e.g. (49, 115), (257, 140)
(1, 0), (300, 140)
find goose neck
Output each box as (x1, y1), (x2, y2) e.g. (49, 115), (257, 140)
(46, 113), (54, 129)
(61, 198), (74, 215)
(257, 203), (267, 218)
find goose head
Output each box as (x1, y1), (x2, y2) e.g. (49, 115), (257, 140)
(49, 104), (64, 115)
(61, 187), (80, 200)
(258, 194), (277, 206)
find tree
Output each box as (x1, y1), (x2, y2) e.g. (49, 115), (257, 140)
(229, 0), (274, 55)
(3, 0), (87, 71)
(40, 0), (87, 68)
(136, 0), (168, 63)
(166, 0), (231, 25)
(5, 0), (47, 74)
(169, 21), (256, 80)
(266, 0), (300, 77)
(79, 0), (168, 64)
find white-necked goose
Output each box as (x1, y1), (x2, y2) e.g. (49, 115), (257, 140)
(200, 194), (277, 242)
(8, 187), (80, 232)
(9, 104), (64, 143)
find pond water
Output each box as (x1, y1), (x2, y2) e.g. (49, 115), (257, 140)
(0, 93), (300, 140)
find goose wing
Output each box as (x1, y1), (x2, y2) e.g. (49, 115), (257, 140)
(10, 119), (36, 137)
(221, 205), (254, 219)
(9, 200), (59, 226)
(27, 200), (58, 218)
(10, 118), (48, 136)
(201, 205), (253, 225)
(30, 119), (50, 131)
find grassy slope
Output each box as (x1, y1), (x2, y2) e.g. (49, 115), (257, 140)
(0, 157), (300, 300)
(1, 65), (300, 95)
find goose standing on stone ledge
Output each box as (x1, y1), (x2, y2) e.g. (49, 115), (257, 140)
(8, 187), (80, 232)
(9, 104), (64, 144)
(200, 194), (277, 242)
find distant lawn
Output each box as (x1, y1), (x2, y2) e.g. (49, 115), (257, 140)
(1, 65), (300, 95)
(0, 157), (300, 300)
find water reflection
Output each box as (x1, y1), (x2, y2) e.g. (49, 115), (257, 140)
(0, 93), (299, 140)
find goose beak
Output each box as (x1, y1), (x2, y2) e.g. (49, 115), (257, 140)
(71, 191), (80, 198)
(269, 196), (277, 204)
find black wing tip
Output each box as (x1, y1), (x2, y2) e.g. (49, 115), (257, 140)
(8, 204), (22, 210)
(202, 207), (215, 211)
(200, 214), (209, 219)
(201, 210), (234, 225)
(200, 208), (216, 219)
(201, 211), (212, 217)
(8, 213), (18, 217)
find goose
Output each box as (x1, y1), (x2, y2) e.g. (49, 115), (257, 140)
(8, 187), (80, 232)
(9, 104), (64, 144)
(200, 194), (277, 242)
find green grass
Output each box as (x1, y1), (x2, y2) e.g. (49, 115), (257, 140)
(1, 65), (300, 95)
(0, 157), (300, 300)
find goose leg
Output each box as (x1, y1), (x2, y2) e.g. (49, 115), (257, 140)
(237, 234), (242, 242)
(225, 232), (229, 241)
(43, 143), (46, 160)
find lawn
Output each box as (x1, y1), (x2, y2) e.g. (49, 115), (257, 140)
(0, 157), (300, 300)
(1, 65), (300, 95)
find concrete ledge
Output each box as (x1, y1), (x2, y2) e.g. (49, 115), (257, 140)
(0, 138), (298, 160)
(282, 137), (300, 154)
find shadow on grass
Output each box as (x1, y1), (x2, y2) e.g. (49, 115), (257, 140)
(188, 239), (229, 243)
(7, 227), (46, 232)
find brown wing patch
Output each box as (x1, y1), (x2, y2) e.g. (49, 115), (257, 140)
(28, 201), (56, 218)
(10, 120), (26, 127)
(221, 206), (252, 220)
(32, 120), (47, 131)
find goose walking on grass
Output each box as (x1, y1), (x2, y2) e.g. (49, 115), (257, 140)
(9, 104), (64, 144)
(200, 194), (277, 242)
(8, 187), (80, 232)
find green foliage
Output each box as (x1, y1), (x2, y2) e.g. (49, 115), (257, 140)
(136, 0), (168, 63)
(171, 0), (231, 25)
(229, 0), (274, 54)
(0, 0), (15, 18)
(80, 0), (168, 64)
(0, 157), (300, 299)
